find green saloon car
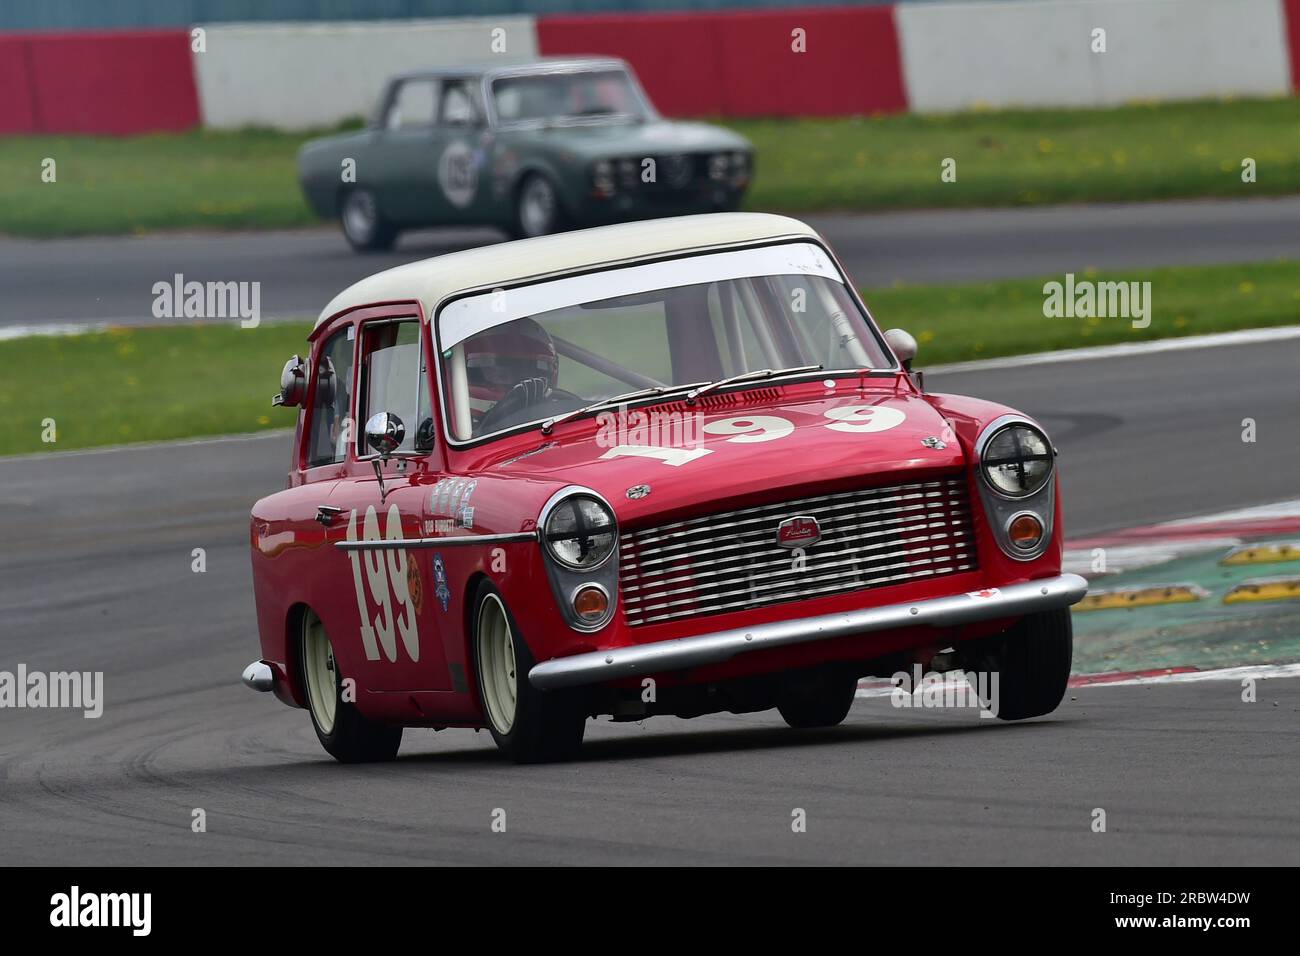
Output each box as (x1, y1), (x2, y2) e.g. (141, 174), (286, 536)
(298, 57), (754, 251)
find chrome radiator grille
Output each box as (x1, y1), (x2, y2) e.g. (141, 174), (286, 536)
(619, 476), (976, 627)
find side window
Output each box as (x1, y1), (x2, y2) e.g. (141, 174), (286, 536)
(307, 327), (356, 468)
(358, 321), (433, 455)
(439, 80), (477, 127)
(385, 79), (437, 131)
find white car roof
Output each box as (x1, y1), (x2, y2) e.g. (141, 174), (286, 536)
(314, 213), (821, 332)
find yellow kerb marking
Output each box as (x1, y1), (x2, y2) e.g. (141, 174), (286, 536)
(1220, 541), (1300, 566)
(1223, 576), (1300, 605)
(1075, 584), (1208, 612)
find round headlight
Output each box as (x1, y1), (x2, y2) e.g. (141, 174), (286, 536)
(543, 495), (616, 569)
(981, 424), (1053, 497)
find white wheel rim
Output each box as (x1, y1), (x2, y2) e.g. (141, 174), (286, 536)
(478, 594), (518, 735)
(519, 179), (555, 237)
(303, 613), (337, 735)
(343, 191), (376, 243)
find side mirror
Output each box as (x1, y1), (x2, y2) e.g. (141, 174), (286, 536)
(884, 328), (918, 371)
(365, 412), (405, 460)
(272, 355), (307, 408)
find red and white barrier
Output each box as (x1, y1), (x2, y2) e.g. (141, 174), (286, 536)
(2, 0), (1299, 134)
(537, 7), (907, 118)
(0, 29), (198, 135)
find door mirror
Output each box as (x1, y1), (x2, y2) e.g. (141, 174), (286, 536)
(365, 412), (405, 459)
(884, 328), (918, 370)
(273, 355), (307, 408)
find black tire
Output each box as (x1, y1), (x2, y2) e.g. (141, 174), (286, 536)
(777, 669), (858, 729)
(298, 609), (402, 763)
(471, 580), (585, 764)
(339, 187), (398, 252)
(967, 608), (1073, 721)
(509, 173), (568, 240)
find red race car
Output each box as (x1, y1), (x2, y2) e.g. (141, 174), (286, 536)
(243, 213), (1087, 763)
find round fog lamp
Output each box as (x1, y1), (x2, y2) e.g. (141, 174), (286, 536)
(1008, 513), (1044, 550)
(573, 585), (609, 623)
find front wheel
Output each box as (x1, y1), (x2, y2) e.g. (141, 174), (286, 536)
(472, 581), (585, 763)
(510, 173), (567, 239)
(299, 609), (402, 762)
(339, 187), (398, 252)
(966, 608), (1073, 721)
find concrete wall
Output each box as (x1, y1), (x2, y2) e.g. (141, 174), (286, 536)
(193, 17), (538, 129)
(897, 0), (1293, 112)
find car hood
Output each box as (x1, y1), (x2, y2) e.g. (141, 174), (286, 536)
(506, 119), (750, 159)
(474, 389), (966, 525)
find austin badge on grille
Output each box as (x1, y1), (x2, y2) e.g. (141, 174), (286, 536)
(776, 515), (821, 549)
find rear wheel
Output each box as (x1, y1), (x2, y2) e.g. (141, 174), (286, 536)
(472, 582), (585, 763)
(300, 609), (402, 762)
(966, 608), (1073, 720)
(340, 187), (398, 252)
(777, 670), (858, 729)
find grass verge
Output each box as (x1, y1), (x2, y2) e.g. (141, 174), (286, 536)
(3, 259), (1296, 456)
(2, 98), (1298, 237)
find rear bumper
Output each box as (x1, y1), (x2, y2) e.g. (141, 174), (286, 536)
(528, 573), (1088, 690)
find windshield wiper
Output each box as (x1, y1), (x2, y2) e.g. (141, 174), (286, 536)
(684, 365), (823, 405)
(539, 382), (707, 435)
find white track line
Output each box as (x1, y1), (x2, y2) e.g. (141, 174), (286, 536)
(928, 325), (1300, 374)
(856, 662), (1300, 699)
(0, 428), (292, 463)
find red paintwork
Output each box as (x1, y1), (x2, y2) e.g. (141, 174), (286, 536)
(249, 269), (1064, 730)
(0, 29), (199, 135)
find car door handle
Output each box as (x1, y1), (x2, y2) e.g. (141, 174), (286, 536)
(315, 506), (344, 526)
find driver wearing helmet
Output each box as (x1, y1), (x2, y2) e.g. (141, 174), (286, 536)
(464, 317), (562, 435)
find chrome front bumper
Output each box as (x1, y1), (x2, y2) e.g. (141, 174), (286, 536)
(528, 573), (1089, 691)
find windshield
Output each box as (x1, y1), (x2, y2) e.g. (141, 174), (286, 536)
(491, 69), (648, 125)
(437, 242), (893, 442)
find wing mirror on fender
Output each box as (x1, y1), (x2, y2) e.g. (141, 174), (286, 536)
(365, 412), (405, 503)
(365, 411), (405, 459)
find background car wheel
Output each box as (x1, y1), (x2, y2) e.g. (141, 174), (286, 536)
(967, 608), (1073, 721)
(339, 188), (398, 252)
(471, 581), (585, 763)
(510, 173), (567, 239)
(776, 669), (858, 728)
(299, 609), (402, 763)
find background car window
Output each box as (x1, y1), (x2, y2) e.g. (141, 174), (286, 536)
(439, 82), (476, 126)
(358, 321), (430, 455)
(491, 70), (646, 124)
(307, 327), (355, 468)
(385, 79), (437, 130)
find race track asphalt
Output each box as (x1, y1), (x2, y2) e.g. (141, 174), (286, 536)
(1, 335), (1297, 865)
(4, 195), (1299, 329)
